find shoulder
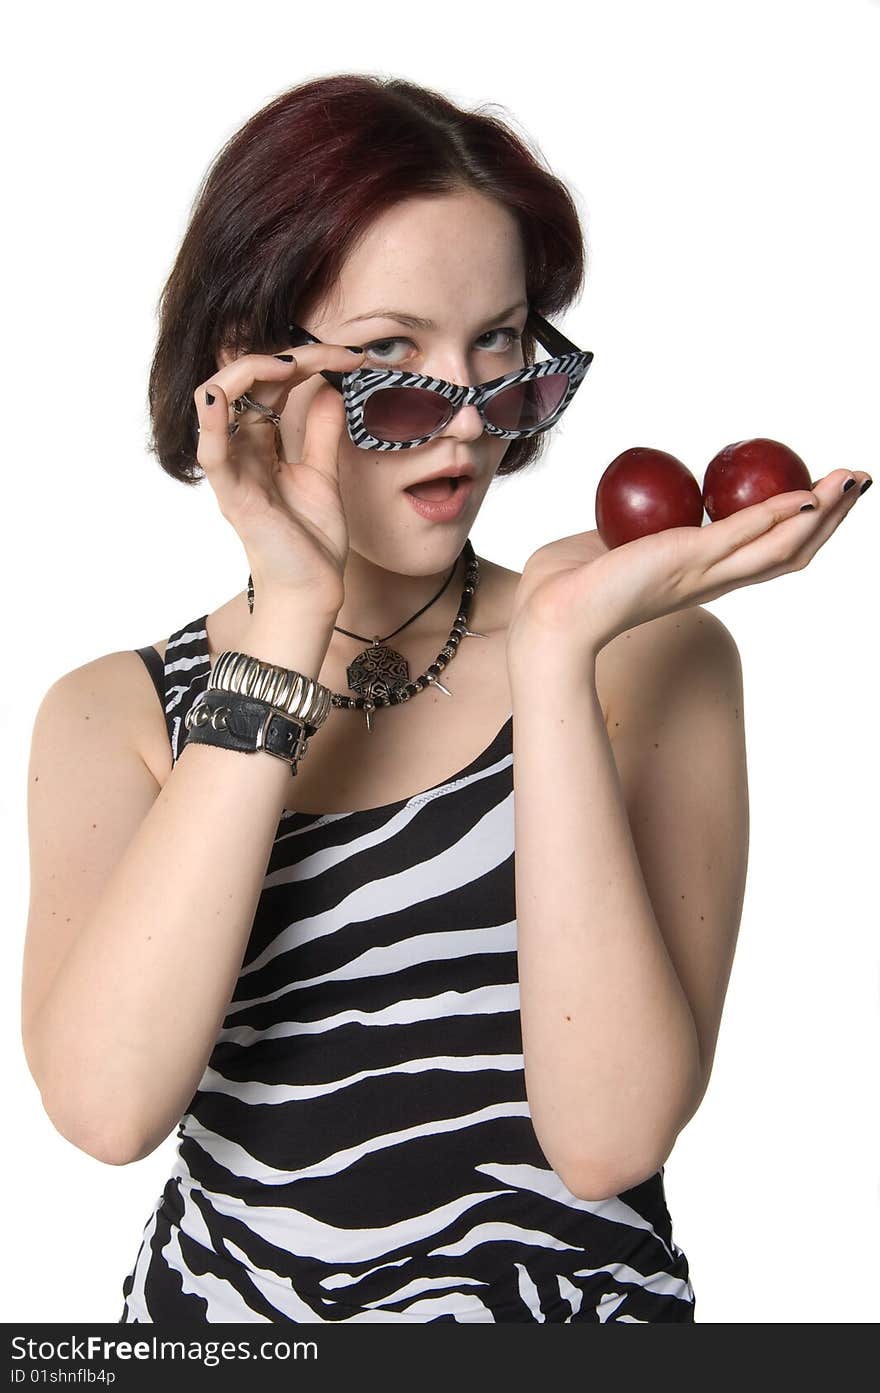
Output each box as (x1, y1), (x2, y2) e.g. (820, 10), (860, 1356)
(33, 645), (170, 773)
(596, 605), (747, 835)
(38, 647), (160, 717)
(598, 604), (743, 733)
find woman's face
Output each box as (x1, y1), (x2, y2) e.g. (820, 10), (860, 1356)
(281, 188), (528, 573)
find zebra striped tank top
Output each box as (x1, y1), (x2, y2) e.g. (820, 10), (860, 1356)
(119, 612), (696, 1323)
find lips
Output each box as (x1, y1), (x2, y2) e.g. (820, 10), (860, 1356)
(404, 474), (475, 520)
(405, 475), (465, 501)
(404, 463), (476, 489)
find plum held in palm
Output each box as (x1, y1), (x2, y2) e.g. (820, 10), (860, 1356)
(702, 438), (812, 521)
(595, 447), (704, 549)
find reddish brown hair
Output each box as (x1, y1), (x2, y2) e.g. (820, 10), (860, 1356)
(148, 73), (587, 484)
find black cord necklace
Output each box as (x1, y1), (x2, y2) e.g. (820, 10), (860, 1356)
(246, 537), (486, 732)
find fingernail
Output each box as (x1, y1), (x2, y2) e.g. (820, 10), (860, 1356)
(842, 477), (856, 492)
(800, 503), (816, 512)
(273, 353), (295, 361)
(859, 477), (873, 495)
(205, 389), (215, 405)
(346, 345), (365, 354)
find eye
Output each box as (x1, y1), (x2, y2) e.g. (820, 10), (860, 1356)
(363, 328), (522, 366)
(475, 327), (522, 353)
(363, 337), (411, 366)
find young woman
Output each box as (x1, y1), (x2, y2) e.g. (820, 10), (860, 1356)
(21, 73), (870, 1325)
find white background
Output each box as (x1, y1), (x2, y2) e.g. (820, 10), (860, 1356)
(3, 0), (877, 1324)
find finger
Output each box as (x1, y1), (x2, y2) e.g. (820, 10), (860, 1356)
(298, 381), (349, 484)
(807, 467), (867, 510)
(194, 381), (240, 505)
(707, 485), (819, 565)
(707, 469), (859, 563)
(785, 468), (871, 569)
(210, 344), (366, 421)
(705, 469), (867, 589)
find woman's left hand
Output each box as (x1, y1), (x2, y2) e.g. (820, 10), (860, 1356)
(506, 467), (871, 660)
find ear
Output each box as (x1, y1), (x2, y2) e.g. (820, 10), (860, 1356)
(215, 344), (237, 373)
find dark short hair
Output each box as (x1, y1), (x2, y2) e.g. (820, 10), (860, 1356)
(147, 73), (587, 484)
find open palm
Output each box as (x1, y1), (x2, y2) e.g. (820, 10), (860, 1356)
(508, 467), (870, 656)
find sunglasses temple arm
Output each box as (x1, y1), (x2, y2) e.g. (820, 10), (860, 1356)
(286, 322), (347, 394)
(525, 309), (583, 357)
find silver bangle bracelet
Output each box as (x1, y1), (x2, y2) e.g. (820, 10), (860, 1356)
(207, 650), (332, 732)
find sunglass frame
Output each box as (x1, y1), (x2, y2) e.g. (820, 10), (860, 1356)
(286, 309), (594, 452)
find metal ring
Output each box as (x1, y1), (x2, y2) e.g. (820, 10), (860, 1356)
(231, 392), (282, 426)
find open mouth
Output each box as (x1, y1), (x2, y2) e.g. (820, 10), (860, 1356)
(404, 475), (466, 501)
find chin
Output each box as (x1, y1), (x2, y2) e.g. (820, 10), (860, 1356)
(349, 531), (472, 578)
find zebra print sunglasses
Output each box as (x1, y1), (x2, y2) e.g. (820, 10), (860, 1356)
(285, 309), (594, 452)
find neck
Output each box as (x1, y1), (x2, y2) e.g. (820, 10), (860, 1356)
(330, 546), (464, 644)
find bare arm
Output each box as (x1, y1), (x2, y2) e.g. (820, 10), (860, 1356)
(507, 607), (748, 1201)
(21, 608), (336, 1165)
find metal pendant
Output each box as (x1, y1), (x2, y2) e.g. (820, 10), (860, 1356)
(347, 638), (410, 732)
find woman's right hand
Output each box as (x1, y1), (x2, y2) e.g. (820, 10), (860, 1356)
(193, 343), (366, 617)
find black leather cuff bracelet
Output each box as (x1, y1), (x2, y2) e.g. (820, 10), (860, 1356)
(183, 689), (313, 775)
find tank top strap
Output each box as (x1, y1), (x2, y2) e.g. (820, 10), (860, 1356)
(134, 645), (165, 710)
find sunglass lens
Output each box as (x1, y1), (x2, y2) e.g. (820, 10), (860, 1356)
(362, 387), (453, 443)
(484, 373), (569, 432)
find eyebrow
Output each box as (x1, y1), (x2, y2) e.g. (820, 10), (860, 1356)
(339, 300), (529, 331)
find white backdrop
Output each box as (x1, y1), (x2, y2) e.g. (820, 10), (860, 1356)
(3, 0), (877, 1324)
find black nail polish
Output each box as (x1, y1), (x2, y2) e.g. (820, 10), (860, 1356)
(346, 345), (365, 354)
(843, 478), (856, 492)
(859, 478), (873, 495)
(274, 353), (295, 361)
(205, 389), (215, 405)
(800, 503), (816, 511)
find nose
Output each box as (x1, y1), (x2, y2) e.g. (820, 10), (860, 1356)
(442, 400), (484, 444)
